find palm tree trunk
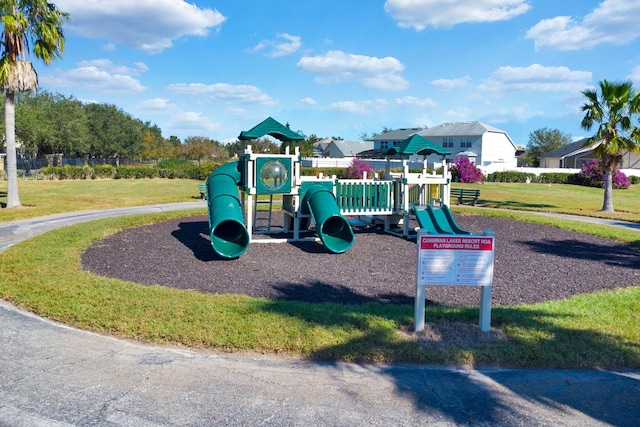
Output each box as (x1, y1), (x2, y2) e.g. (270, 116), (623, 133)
(602, 169), (614, 212)
(4, 91), (22, 208)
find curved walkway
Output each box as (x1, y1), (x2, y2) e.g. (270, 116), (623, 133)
(1, 204), (639, 426)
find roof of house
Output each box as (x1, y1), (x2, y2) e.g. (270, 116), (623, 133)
(238, 117), (304, 142)
(371, 128), (422, 141)
(323, 140), (374, 157)
(385, 134), (451, 156)
(418, 121), (517, 148)
(539, 138), (600, 158)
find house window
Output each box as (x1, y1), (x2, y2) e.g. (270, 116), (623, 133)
(443, 137), (454, 148)
(380, 141), (389, 150)
(461, 137), (472, 148)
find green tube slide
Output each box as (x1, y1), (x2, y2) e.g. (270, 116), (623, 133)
(206, 161), (250, 259)
(303, 185), (355, 254)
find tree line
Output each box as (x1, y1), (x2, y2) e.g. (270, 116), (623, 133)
(0, 90), (318, 165)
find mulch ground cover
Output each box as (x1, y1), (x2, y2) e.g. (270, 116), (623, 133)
(82, 213), (640, 307)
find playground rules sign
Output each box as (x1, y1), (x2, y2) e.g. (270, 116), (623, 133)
(414, 231), (495, 332)
(417, 235), (495, 286)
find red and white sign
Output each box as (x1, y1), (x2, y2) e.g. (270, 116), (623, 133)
(417, 235), (495, 286)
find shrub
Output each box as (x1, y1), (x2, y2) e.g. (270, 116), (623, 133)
(344, 158), (374, 179)
(450, 157), (483, 183)
(538, 172), (572, 184)
(487, 171), (536, 183)
(115, 166), (158, 179)
(300, 167), (344, 178)
(93, 165), (116, 179)
(576, 159), (630, 189)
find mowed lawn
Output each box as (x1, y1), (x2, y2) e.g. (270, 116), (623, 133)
(0, 179), (205, 221)
(1, 178), (639, 368)
(2, 179), (639, 223)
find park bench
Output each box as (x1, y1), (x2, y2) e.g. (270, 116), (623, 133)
(199, 183), (207, 200)
(450, 188), (480, 206)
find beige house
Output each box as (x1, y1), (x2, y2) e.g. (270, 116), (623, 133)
(540, 138), (640, 169)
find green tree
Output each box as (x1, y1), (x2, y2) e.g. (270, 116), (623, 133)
(84, 103), (143, 165)
(525, 128), (571, 167)
(580, 80), (640, 212)
(182, 136), (215, 165)
(0, 0), (69, 208)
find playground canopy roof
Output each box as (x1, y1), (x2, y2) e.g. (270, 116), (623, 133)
(385, 134), (451, 156)
(238, 117), (304, 142)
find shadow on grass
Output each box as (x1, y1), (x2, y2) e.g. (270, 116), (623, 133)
(490, 200), (556, 209)
(258, 281), (639, 426)
(519, 238), (640, 269)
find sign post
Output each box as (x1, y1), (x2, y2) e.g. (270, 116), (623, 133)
(415, 230), (495, 332)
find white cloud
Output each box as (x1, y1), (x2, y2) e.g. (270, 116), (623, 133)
(477, 64), (592, 96)
(139, 98), (175, 110)
(166, 111), (221, 136)
(482, 104), (545, 124)
(326, 99), (389, 114)
(166, 83), (278, 106)
(431, 76), (470, 89)
(298, 50), (408, 91)
(384, 0), (530, 30)
(526, 0), (640, 51)
(395, 96), (436, 108)
(40, 59), (146, 94)
(250, 33), (302, 57)
(298, 97), (317, 107)
(55, 0), (226, 53)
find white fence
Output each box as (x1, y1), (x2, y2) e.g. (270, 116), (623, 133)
(301, 158), (640, 178)
(497, 166), (640, 178)
(300, 157), (425, 170)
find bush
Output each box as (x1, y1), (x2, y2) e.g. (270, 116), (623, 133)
(115, 166), (158, 179)
(344, 158), (374, 179)
(450, 157), (483, 183)
(39, 166), (89, 180)
(93, 165), (116, 179)
(575, 159), (630, 189)
(487, 171), (536, 183)
(300, 167), (344, 178)
(538, 172), (572, 184)
(630, 175), (640, 185)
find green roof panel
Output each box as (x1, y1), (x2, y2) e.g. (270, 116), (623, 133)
(385, 134), (451, 156)
(239, 117), (304, 142)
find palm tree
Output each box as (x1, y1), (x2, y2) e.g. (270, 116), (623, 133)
(580, 80), (640, 212)
(1, 0), (69, 208)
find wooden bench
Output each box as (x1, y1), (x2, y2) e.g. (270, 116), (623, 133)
(199, 183), (207, 200)
(450, 188), (480, 205)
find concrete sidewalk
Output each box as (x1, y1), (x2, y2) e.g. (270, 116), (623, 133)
(1, 204), (639, 426)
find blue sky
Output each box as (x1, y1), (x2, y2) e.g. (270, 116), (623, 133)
(39, 0), (640, 147)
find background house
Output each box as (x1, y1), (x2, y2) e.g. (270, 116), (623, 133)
(540, 137), (640, 170)
(539, 138), (598, 168)
(417, 122), (517, 170)
(321, 140), (373, 158)
(370, 128), (423, 151)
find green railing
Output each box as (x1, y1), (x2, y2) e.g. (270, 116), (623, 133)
(335, 180), (393, 214)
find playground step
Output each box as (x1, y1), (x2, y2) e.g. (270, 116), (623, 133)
(253, 195), (274, 232)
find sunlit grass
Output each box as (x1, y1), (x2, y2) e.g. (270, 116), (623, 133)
(0, 179), (203, 221)
(452, 182), (640, 222)
(1, 211), (638, 368)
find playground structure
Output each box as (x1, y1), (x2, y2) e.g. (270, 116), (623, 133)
(205, 117), (469, 259)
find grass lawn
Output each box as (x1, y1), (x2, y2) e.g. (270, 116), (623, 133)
(452, 182), (640, 223)
(0, 179), (203, 222)
(1, 179), (639, 368)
